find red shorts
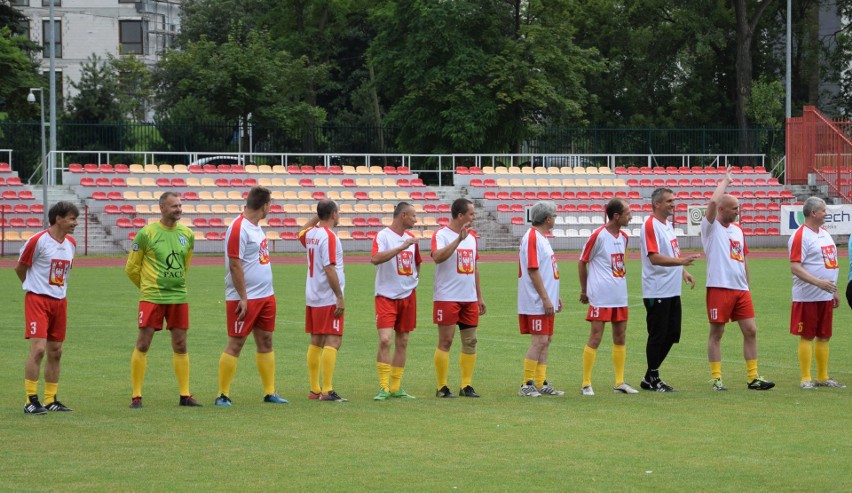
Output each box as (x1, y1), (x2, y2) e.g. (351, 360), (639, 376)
(24, 292), (67, 342)
(138, 302), (189, 331)
(706, 288), (754, 323)
(790, 301), (833, 339)
(305, 305), (345, 335)
(226, 295), (276, 337)
(518, 314), (555, 335)
(433, 301), (479, 327)
(585, 306), (628, 322)
(375, 292), (417, 332)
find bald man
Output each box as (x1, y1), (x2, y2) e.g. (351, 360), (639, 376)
(700, 166), (774, 391)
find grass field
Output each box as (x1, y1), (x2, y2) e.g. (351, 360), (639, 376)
(1, 255), (850, 492)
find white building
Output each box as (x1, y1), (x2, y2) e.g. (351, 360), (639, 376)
(13, 0), (183, 101)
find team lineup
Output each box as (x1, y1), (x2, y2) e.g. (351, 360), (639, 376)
(16, 166), (849, 413)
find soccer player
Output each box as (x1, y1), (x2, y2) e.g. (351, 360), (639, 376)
(126, 192), (201, 408)
(16, 201), (78, 414)
(371, 202), (421, 400)
(299, 200), (348, 402)
(518, 201), (564, 397)
(431, 198), (486, 398)
(578, 198), (639, 396)
(639, 188), (699, 392)
(701, 166), (774, 391)
(788, 197), (845, 389)
(847, 233), (852, 310)
(215, 186), (287, 406)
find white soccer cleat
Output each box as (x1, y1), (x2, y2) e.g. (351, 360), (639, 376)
(537, 381), (565, 396)
(613, 382), (639, 394)
(580, 385), (595, 396)
(518, 381), (542, 397)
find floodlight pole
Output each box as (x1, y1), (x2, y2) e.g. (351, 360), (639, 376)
(28, 88), (49, 226)
(785, 0), (791, 119)
(48, 0), (57, 187)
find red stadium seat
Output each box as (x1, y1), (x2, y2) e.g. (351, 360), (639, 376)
(193, 218), (209, 228)
(132, 218), (147, 228)
(111, 178), (127, 187)
(127, 231), (137, 240)
(156, 178), (172, 187)
(120, 205), (135, 214)
(69, 163), (83, 173)
(299, 179), (314, 187)
(30, 203), (44, 214)
(354, 191), (369, 201)
(411, 179), (425, 187)
(511, 217), (524, 225)
(300, 165), (316, 174)
(80, 177), (95, 187)
(424, 192), (438, 200)
(117, 218), (133, 228)
(92, 191), (108, 201)
(229, 179), (244, 187)
(208, 218), (225, 228)
(104, 204), (120, 214)
(342, 179), (356, 187)
(215, 178), (230, 187)
(396, 179), (410, 187)
(84, 164), (100, 173)
(114, 164), (130, 173)
(14, 204), (29, 213)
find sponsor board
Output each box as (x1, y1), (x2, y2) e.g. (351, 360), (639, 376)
(686, 205), (707, 236)
(781, 205), (852, 235)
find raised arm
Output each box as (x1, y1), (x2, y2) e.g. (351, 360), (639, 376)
(705, 166), (733, 224)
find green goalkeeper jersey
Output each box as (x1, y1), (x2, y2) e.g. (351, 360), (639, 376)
(125, 222), (194, 303)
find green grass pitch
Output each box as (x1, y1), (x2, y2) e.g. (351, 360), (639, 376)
(1, 256), (850, 491)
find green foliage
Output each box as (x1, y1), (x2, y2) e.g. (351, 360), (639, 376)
(747, 76), (784, 130)
(0, 258), (849, 490)
(0, 26), (41, 121)
(66, 54), (124, 122)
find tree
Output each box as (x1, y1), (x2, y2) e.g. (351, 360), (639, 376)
(66, 54), (123, 122)
(154, 24), (326, 151)
(733, 0), (777, 152)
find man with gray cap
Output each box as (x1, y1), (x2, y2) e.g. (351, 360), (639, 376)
(517, 201), (564, 397)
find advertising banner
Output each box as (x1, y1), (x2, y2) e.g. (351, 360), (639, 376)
(781, 205), (852, 235)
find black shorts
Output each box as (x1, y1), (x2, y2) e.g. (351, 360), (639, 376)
(643, 296), (682, 345)
(846, 280), (852, 310)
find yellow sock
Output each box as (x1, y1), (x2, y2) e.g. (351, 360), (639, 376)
(814, 341), (830, 382)
(320, 346), (338, 394)
(612, 344), (626, 387)
(582, 345), (597, 387)
(434, 349), (450, 389)
(307, 344), (322, 394)
(217, 352), (239, 397)
(460, 352), (477, 388)
(534, 363), (547, 388)
(256, 351), (276, 395)
(746, 359), (758, 381)
(130, 348), (148, 397)
(390, 366), (404, 393)
(25, 379), (38, 404)
(173, 352), (190, 396)
(709, 361), (722, 380)
(798, 339), (813, 383)
(377, 362), (391, 391)
(523, 358), (537, 385)
(44, 382), (58, 405)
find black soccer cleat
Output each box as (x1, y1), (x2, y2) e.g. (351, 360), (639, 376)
(747, 376), (775, 391)
(179, 395), (203, 407)
(24, 395), (47, 415)
(459, 385), (480, 398)
(435, 385), (457, 398)
(45, 400), (73, 412)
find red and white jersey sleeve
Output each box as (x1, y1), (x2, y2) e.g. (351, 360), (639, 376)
(518, 228), (560, 315)
(431, 226), (479, 302)
(639, 216), (683, 298)
(372, 227), (421, 299)
(700, 217), (749, 290)
(224, 215), (274, 301)
(18, 230), (76, 299)
(580, 226), (628, 308)
(788, 225), (838, 302)
(302, 226), (345, 307)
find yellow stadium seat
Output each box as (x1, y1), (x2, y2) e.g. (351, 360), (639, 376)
(340, 191), (355, 201)
(520, 166), (534, 174)
(613, 178), (627, 187)
(494, 167), (508, 175)
(536, 178), (549, 187)
(338, 217), (353, 227)
(481, 166), (495, 174)
(534, 167), (548, 175)
(587, 179), (601, 187)
(411, 203), (424, 213)
(197, 191), (214, 201)
(327, 191), (341, 201)
(548, 178), (562, 187)
(572, 167), (586, 175)
(510, 179), (523, 187)
(129, 164), (144, 174)
(173, 165), (188, 174)
(600, 179), (614, 187)
(508, 167), (521, 174)
(200, 178), (216, 187)
(138, 191), (154, 201)
(355, 178), (369, 187)
(368, 204), (382, 213)
(585, 166), (599, 175)
(147, 217), (158, 224)
(383, 178), (398, 187)
(140, 177), (156, 187)
(422, 217), (438, 226)
(270, 178), (285, 187)
(272, 165), (287, 174)
(496, 178), (510, 187)
(266, 231), (279, 241)
(382, 203), (395, 213)
(597, 166), (613, 175)
(522, 178), (536, 187)
(282, 204), (297, 213)
(381, 217), (393, 226)
(382, 191), (396, 200)
(21, 231), (36, 240)
(368, 191), (382, 200)
(213, 191), (228, 200)
(560, 167), (574, 174)
(186, 177), (202, 187)
(356, 166), (370, 175)
(211, 204), (226, 214)
(159, 164), (174, 174)
(297, 204), (312, 214)
(226, 204), (241, 214)
(195, 204), (211, 214)
(244, 165), (259, 174)
(337, 230), (352, 240)
(409, 230), (422, 239)
(314, 178), (328, 188)
(271, 191), (286, 201)
(123, 191), (138, 201)
(297, 191), (313, 200)
(369, 178), (383, 187)
(144, 164), (159, 173)
(396, 191), (410, 201)
(258, 178), (273, 187)
(327, 178), (342, 187)
(342, 165), (356, 175)
(224, 217), (234, 226)
(258, 219), (268, 227)
(574, 179), (588, 187)
(369, 166), (384, 175)
(126, 177), (142, 187)
(283, 191), (298, 200)
(257, 165), (272, 174)
(194, 231), (205, 241)
(182, 204), (196, 214)
(422, 229), (435, 238)
(285, 178), (300, 188)
(353, 204), (368, 214)
(339, 204), (354, 214)
(561, 179), (575, 187)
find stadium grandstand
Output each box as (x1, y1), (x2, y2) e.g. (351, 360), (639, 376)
(0, 149), (822, 255)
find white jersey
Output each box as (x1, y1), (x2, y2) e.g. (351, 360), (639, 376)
(580, 226), (628, 308)
(640, 216), (683, 298)
(18, 230), (76, 299)
(372, 227), (421, 299)
(700, 217), (749, 290)
(300, 226), (345, 307)
(518, 228), (560, 315)
(788, 225), (839, 302)
(431, 226), (479, 302)
(225, 215), (274, 301)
